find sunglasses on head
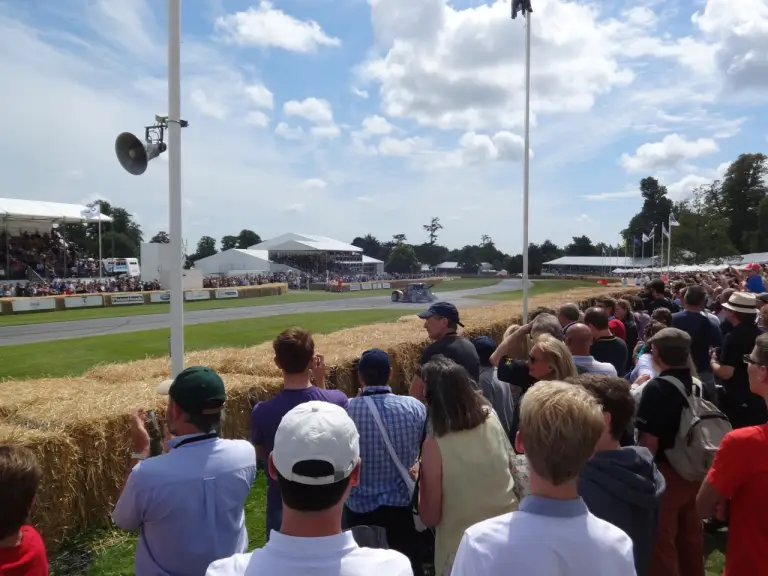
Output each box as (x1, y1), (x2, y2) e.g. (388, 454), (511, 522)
(743, 354), (765, 366)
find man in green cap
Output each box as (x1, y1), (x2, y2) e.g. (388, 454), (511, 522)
(112, 366), (257, 576)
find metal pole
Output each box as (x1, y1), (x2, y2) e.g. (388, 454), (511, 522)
(168, 0), (184, 377)
(521, 11), (532, 323)
(667, 218), (672, 279)
(98, 213), (102, 279)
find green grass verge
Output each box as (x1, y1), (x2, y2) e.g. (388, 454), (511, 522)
(0, 279), (499, 327)
(0, 310), (410, 381)
(472, 280), (599, 301)
(51, 474), (726, 576)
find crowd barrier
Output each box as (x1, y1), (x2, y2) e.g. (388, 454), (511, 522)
(0, 285), (637, 548)
(0, 283), (289, 315)
(322, 277), (451, 293)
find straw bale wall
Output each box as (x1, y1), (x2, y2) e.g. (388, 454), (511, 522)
(0, 284), (635, 547)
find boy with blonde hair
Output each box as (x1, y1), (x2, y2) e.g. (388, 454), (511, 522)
(451, 381), (636, 575)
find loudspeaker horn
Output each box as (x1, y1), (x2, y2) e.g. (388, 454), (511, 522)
(115, 132), (167, 176)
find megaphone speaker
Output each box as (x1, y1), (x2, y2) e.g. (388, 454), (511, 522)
(115, 132), (167, 176)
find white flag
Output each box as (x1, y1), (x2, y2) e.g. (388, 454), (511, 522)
(647, 228), (655, 240)
(80, 204), (101, 220)
(662, 223), (670, 238)
(642, 233), (649, 242)
(669, 213), (680, 227)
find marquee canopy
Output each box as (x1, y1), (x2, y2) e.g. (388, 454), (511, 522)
(0, 197), (112, 234)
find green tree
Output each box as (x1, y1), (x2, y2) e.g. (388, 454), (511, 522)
(423, 217), (443, 245)
(413, 242), (450, 267)
(150, 231), (170, 244)
(237, 229), (261, 248)
(64, 200), (143, 258)
(385, 243), (419, 273)
(539, 239), (562, 264)
(458, 245), (481, 274)
(189, 236), (217, 262)
(564, 235), (597, 256)
(673, 186), (738, 262)
(622, 177), (674, 254)
(392, 234), (407, 244)
(221, 235), (239, 250)
(746, 196), (768, 253)
(351, 234), (382, 258)
(718, 153), (768, 252)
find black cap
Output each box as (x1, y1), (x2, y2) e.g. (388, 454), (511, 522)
(418, 301), (463, 327)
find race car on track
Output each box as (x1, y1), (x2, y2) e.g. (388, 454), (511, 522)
(391, 283), (439, 303)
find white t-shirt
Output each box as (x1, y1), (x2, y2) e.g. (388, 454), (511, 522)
(451, 496), (636, 576)
(206, 531), (413, 576)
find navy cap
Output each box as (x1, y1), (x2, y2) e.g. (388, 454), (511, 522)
(473, 336), (497, 365)
(418, 301), (464, 327)
(357, 348), (391, 386)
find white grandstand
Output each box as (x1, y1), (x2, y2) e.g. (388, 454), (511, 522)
(195, 232), (385, 276)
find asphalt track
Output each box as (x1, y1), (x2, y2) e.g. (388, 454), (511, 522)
(0, 280), (527, 346)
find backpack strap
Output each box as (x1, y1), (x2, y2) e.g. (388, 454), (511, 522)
(659, 375), (697, 412)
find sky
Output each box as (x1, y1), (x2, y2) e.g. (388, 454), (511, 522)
(0, 0), (766, 254)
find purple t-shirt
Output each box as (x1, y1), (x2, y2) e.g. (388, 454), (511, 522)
(250, 386), (349, 512)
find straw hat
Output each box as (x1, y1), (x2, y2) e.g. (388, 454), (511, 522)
(722, 291), (758, 314)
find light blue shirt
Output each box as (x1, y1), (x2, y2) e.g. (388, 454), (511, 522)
(112, 433), (257, 576)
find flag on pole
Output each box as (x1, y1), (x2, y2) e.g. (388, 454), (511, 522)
(634, 237), (642, 247)
(80, 204), (101, 220)
(662, 223), (670, 238)
(669, 213), (680, 227)
(642, 233), (649, 242)
(511, 0), (532, 19)
(647, 228), (655, 240)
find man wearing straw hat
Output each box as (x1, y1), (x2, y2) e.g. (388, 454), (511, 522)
(112, 366), (257, 576)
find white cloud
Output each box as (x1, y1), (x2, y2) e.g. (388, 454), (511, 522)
(576, 213), (591, 222)
(620, 134), (719, 172)
(352, 87), (369, 99)
(244, 111), (270, 127)
(356, 196), (374, 203)
(301, 178), (328, 190)
(190, 89), (228, 120)
(215, 1), (341, 53)
(274, 122), (304, 140)
(692, 0), (768, 90)
(311, 124), (341, 139)
(361, 115), (394, 137)
(583, 190), (641, 201)
(358, 0), (642, 131)
(244, 83), (274, 110)
(283, 97), (334, 124)
(666, 174), (711, 201)
(378, 136), (430, 157)
(442, 131), (527, 166)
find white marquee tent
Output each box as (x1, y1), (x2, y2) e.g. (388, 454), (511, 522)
(249, 232), (362, 253)
(0, 197), (112, 234)
(194, 249), (291, 276)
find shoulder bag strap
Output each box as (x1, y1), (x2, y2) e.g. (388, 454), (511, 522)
(659, 375), (697, 410)
(363, 396), (416, 494)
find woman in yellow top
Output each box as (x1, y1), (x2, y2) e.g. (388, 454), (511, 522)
(417, 355), (519, 576)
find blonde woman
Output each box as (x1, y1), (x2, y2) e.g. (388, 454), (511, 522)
(502, 324), (531, 360)
(529, 334), (579, 382)
(417, 356), (518, 576)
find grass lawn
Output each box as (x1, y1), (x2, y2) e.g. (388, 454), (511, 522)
(50, 474), (727, 576)
(0, 309), (410, 380)
(473, 279), (600, 301)
(0, 279), (499, 327)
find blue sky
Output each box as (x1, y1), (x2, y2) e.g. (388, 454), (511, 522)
(0, 0), (765, 253)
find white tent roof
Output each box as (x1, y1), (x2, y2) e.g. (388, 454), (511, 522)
(544, 256), (655, 267)
(0, 198), (113, 224)
(436, 261), (460, 269)
(249, 232), (362, 253)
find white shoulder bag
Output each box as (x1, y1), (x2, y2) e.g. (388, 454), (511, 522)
(363, 396), (427, 532)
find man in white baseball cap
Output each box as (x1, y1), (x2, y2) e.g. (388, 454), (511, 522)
(206, 401), (413, 575)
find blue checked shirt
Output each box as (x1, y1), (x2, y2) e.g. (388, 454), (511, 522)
(346, 386), (427, 513)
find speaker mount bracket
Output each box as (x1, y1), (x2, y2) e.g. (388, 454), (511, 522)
(144, 117), (188, 147)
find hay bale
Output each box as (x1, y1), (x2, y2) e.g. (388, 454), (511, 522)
(237, 283), (288, 298)
(0, 424), (81, 547)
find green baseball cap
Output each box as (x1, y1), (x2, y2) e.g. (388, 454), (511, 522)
(156, 366), (226, 414)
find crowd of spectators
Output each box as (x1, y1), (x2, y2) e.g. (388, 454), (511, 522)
(0, 277), (161, 297)
(0, 231), (68, 280)
(203, 271), (442, 290)
(5, 270), (768, 575)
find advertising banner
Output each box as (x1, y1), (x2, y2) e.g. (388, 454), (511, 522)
(111, 294), (146, 306)
(349, 283), (362, 291)
(361, 283), (372, 290)
(150, 292), (171, 303)
(11, 298), (57, 312)
(215, 289), (239, 299)
(382, 282), (391, 289)
(184, 290), (211, 301)
(64, 295), (104, 309)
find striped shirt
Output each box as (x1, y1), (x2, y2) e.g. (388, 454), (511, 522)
(346, 386), (426, 513)
(572, 355), (618, 376)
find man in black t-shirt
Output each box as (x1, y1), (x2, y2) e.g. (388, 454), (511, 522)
(645, 279), (679, 314)
(635, 327), (704, 576)
(409, 301), (479, 401)
(584, 307), (628, 376)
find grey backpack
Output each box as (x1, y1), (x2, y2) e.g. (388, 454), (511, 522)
(661, 376), (732, 482)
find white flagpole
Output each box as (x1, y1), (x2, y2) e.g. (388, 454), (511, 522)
(521, 9), (532, 323)
(98, 203), (102, 280)
(660, 226), (664, 275)
(168, 0), (185, 377)
(667, 218), (672, 278)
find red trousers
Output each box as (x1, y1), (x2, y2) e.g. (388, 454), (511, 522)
(649, 463), (704, 576)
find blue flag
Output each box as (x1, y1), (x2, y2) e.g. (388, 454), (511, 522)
(512, 0), (532, 19)
(634, 237), (642, 247)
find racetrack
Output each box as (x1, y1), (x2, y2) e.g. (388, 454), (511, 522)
(0, 279), (526, 346)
